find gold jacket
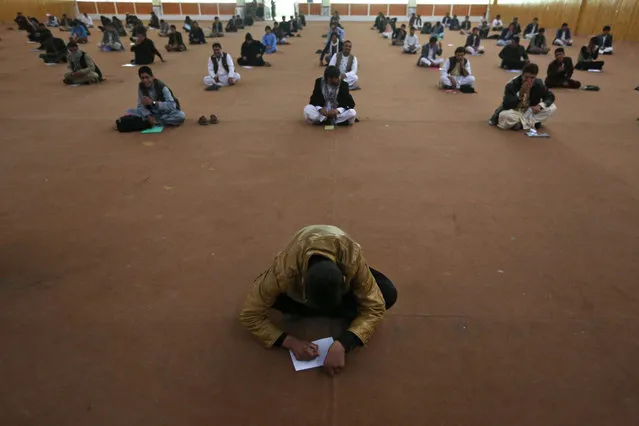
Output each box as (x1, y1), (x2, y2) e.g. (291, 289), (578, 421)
(239, 225), (386, 348)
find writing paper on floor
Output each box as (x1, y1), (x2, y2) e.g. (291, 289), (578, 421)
(122, 63), (137, 67)
(141, 126), (164, 134)
(289, 337), (334, 371)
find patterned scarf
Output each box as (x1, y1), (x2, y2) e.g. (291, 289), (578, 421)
(517, 82), (531, 111)
(321, 77), (339, 108)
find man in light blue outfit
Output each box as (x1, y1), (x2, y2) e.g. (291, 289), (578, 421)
(262, 25), (277, 53)
(126, 66), (185, 126)
(326, 22), (344, 42)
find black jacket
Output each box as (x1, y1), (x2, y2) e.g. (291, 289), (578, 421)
(545, 57), (574, 84)
(596, 33), (613, 48)
(168, 31), (185, 46)
(320, 39), (343, 62)
(241, 40), (265, 60)
(465, 33), (480, 49)
(490, 76), (555, 122)
(131, 38), (162, 65)
(511, 21), (522, 34)
(309, 78), (355, 109)
(505, 76), (554, 106)
(189, 27), (205, 43)
(523, 22), (538, 36)
(499, 44), (528, 64)
(527, 34), (547, 51)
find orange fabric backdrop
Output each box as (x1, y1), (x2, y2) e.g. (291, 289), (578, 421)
(0, 0), (74, 22)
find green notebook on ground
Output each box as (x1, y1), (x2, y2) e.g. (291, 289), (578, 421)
(141, 126), (164, 134)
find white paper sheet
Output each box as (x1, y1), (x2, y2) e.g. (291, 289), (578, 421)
(242, 66), (253, 69)
(289, 337), (334, 371)
(587, 69), (602, 73)
(122, 63), (137, 67)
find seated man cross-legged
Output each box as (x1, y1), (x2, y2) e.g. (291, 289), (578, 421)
(98, 23), (124, 52)
(527, 28), (550, 55)
(545, 48), (581, 89)
(553, 23), (573, 46)
(465, 27), (485, 55)
(392, 24), (407, 46)
(165, 25), (187, 52)
(440, 46), (475, 92)
(203, 42), (241, 91)
(403, 26), (420, 54)
(596, 25), (614, 55)
(238, 33), (270, 67)
(328, 40), (359, 90)
(64, 41), (102, 85)
(304, 66), (357, 126)
(320, 32), (343, 67)
(39, 36), (67, 63)
(489, 63), (557, 130)
(124, 66), (185, 127)
(239, 225), (397, 376)
(575, 37), (605, 71)
(499, 36), (529, 69)
(418, 37), (443, 67)
(262, 26), (277, 54)
(208, 17), (225, 37)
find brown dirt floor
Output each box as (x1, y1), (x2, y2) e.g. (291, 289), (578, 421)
(1, 21), (639, 426)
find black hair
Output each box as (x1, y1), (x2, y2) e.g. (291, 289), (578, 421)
(324, 65), (340, 79)
(212, 42), (222, 48)
(170, 24), (176, 29)
(539, 27), (545, 33)
(245, 32), (253, 41)
(330, 31), (338, 38)
(429, 36), (438, 43)
(522, 62), (539, 75)
(305, 258), (344, 309)
(562, 22), (568, 26)
(603, 25), (611, 31)
(138, 65), (153, 77)
(555, 47), (565, 54)
(265, 25), (271, 31)
(454, 46), (465, 54)
(512, 35), (520, 44)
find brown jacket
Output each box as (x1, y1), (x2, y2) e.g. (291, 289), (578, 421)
(239, 225), (386, 348)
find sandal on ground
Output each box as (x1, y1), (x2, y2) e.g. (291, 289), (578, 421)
(209, 114), (219, 124)
(198, 115), (211, 125)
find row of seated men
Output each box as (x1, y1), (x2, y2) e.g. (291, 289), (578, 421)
(102, 52), (556, 133)
(495, 19), (614, 55)
(497, 35), (606, 71)
(114, 64), (357, 132)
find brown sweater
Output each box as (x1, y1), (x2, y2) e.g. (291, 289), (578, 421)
(239, 225), (386, 348)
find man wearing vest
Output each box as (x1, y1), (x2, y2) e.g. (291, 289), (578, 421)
(328, 40), (359, 90)
(203, 42), (241, 91)
(63, 41), (101, 85)
(304, 66), (357, 126)
(125, 66), (186, 126)
(439, 46), (476, 92)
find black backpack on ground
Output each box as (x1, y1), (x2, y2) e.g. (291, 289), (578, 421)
(116, 115), (151, 132)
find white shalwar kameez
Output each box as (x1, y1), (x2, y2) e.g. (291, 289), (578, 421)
(203, 53), (241, 87)
(403, 34), (421, 53)
(329, 53), (359, 89)
(439, 58), (475, 89)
